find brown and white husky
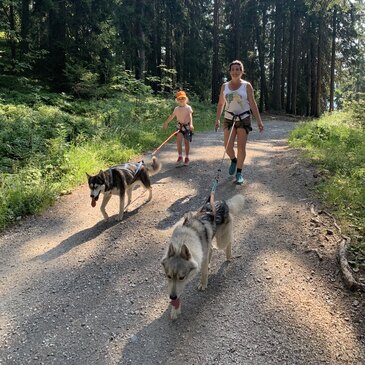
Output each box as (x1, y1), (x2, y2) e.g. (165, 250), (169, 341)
(161, 194), (244, 319)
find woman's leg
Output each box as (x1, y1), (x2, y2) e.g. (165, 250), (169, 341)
(236, 128), (248, 169)
(224, 127), (237, 159)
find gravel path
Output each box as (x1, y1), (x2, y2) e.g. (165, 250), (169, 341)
(0, 119), (364, 365)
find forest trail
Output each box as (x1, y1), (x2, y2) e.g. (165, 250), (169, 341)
(0, 119), (364, 365)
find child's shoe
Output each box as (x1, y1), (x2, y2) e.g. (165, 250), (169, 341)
(183, 157), (190, 166)
(176, 156), (183, 167)
(229, 161), (237, 175)
(235, 172), (244, 185)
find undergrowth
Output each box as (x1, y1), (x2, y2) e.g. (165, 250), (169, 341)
(0, 75), (215, 230)
(289, 106), (365, 273)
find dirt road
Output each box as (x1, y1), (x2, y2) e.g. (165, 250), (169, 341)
(0, 119), (364, 365)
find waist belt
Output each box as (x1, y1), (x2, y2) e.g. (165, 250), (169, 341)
(225, 110), (251, 122)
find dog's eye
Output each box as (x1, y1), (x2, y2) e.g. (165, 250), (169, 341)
(167, 275), (172, 279)
(178, 276), (185, 281)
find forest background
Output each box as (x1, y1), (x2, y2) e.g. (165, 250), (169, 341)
(0, 0), (364, 272)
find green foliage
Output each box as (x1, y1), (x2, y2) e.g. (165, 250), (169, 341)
(343, 94), (365, 127)
(289, 111), (365, 266)
(0, 167), (58, 230)
(111, 68), (153, 95)
(0, 83), (216, 231)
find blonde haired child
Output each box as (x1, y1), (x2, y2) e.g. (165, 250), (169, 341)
(162, 90), (194, 166)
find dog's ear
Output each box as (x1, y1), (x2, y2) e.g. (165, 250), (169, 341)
(180, 244), (191, 260)
(167, 244), (175, 257)
(161, 257), (167, 268)
(183, 212), (193, 225)
(86, 172), (91, 179)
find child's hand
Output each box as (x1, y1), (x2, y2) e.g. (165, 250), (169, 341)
(190, 125), (194, 131)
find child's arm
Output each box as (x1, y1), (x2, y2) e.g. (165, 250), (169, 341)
(188, 107), (194, 130)
(162, 111), (176, 129)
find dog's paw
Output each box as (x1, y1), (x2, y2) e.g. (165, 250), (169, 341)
(197, 282), (207, 291)
(116, 215), (124, 222)
(170, 308), (178, 320)
(101, 211), (109, 220)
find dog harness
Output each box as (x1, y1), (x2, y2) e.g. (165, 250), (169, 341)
(108, 161), (144, 187)
(177, 122), (193, 142)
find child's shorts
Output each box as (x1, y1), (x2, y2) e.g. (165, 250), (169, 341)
(224, 116), (252, 135)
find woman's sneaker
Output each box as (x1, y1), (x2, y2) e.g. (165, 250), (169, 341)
(183, 157), (190, 166)
(229, 161), (237, 175)
(235, 172), (244, 185)
(176, 156), (183, 167)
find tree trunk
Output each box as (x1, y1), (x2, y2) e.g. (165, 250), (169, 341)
(314, 18), (323, 117)
(21, 0), (30, 56)
(233, 0), (241, 59)
(329, 6), (337, 112)
(9, 4), (16, 61)
(286, 8), (294, 113)
(291, 14), (299, 115)
(136, 3), (146, 80)
(255, 7), (269, 111)
(211, 0), (221, 104)
(48, 0), (67, 90)
(272, 0), (283, 110)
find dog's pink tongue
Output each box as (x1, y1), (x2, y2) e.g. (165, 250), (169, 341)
(170, 298), (180, 309)
(91, 198), (96, 207)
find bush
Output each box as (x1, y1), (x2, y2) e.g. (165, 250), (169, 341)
(289, 111), (365, 268)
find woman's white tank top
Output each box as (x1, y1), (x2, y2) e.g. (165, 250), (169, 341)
(223, 81), (250, 120)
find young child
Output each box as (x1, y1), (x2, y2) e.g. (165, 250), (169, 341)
(162, 90), (194, 166)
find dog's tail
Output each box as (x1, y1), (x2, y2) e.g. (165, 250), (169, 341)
(226, 194), (245, 216)
(147, 155), (162, 176)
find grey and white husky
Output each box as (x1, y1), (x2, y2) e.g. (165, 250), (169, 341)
(161, 194), (244, 319)
(87, 156), (161, 221)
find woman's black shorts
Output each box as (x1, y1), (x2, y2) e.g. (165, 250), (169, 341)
(223, 116), (252, 134)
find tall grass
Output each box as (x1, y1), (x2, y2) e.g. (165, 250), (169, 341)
(0, 79), (216, 230)
(289, 109), (365, 270)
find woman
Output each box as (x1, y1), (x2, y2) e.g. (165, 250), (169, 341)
(215, 60), (264, 184)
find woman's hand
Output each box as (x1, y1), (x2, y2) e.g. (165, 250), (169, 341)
(162, 122), (168, 130)
(257, 120), (264, 132)
(215, 119), (220, 130)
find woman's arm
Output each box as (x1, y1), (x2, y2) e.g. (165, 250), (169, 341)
(215, 84), (225, 129)
(247, 83), (264, 132)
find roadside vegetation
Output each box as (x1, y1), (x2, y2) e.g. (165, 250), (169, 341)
(289, 98), (365, 273)
(0, 74), (215, 230)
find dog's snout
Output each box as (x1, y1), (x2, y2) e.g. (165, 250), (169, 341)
(169, 294), (177, 300)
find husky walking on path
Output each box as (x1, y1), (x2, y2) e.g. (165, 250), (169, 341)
(162, 194), (245, 319)
(87, 156), (161, 221)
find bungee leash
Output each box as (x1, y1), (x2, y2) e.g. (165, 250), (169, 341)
(151, 130), (179, 156)
(203, 120), (237, 215)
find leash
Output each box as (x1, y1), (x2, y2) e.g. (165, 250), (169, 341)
(202, 121), (237, 215)
(151, 130), (179, 156)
